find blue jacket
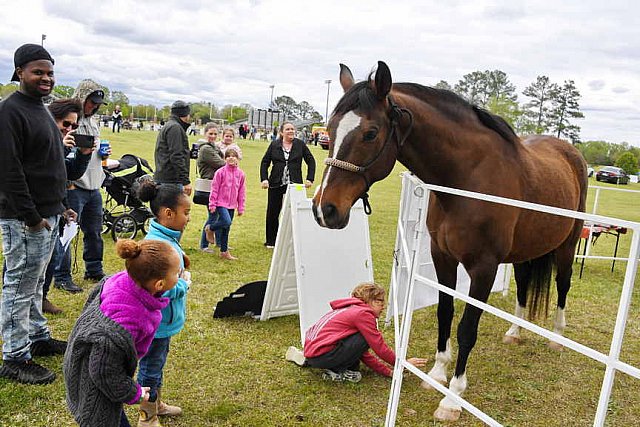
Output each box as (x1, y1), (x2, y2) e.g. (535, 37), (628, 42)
(144, 219), (189, 338)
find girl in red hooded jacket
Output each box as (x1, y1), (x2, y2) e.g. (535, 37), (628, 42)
(286, 283), (426, 382)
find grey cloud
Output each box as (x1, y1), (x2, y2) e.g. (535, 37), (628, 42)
(612, 87), (629, 94)
(588, 80), (605, 91)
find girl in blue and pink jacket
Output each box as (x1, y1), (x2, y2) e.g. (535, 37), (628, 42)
(207, 148), (246, 260)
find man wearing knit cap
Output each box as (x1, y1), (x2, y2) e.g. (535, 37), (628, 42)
(154, 100), (193, 195)
(0, 43), (74, 385)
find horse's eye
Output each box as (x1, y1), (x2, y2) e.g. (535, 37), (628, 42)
(363, 130), (378, 141)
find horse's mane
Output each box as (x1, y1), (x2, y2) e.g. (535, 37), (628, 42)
(333, 80), (519, 145)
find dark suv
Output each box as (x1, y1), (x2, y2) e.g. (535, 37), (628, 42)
(595, 166), (629, 184)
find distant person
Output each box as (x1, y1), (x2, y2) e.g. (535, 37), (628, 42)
(260, 121), (315, 248)
(195, 123), (225, 253)
(137, 179), (192, 426)
(54, 79), (109, 290)
(63, 239), (180, 427)
(41, 98), (94, 314)
(111, 104), (123, 133)
(0, 43), (75, 385)
(154, 100), (192, 196)
(285, 283), (427, 382)
(188, 121), (198, 136)
(218, 127), (243, 159)
(207, 149), (245, 260)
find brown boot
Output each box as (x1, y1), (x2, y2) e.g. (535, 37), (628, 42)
(157, 389), (182, 416)
(138, 400), (161, 427)
(42, 298), (63, 314)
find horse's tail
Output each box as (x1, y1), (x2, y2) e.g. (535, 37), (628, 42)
(525, 252), (555, 320)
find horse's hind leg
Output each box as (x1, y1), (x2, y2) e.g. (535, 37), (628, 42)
(503, 262), (530, 344)
(549, 242), (576, 350)
(422, 248), (458, 390)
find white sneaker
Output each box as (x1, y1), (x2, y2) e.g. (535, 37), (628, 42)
(285, 346), (306, 366)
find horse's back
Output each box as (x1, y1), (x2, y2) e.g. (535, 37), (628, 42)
(518, 135), (588, 210)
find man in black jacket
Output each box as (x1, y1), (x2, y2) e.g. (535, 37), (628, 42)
(0, 44), (74, 385)
(154, 100), (192, 195)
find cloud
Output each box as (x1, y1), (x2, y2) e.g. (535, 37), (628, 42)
(1, 0), (639, 145)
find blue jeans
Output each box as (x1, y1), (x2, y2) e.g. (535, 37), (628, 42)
(137, 337), (171, 393)
(210, 208), (234, 252)
(0, 215), (59, 361)
(56, 188), (104, 281)
(200, 210), (221, 250)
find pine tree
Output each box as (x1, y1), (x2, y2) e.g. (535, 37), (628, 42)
(522, 76), (558, 134)
(549, 80), (584, 144)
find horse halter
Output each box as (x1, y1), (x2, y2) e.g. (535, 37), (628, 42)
(323, 97), (413, 214)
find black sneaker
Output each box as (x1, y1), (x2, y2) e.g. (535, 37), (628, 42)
(0, 360), (56, 384)
(31, 338), (67, 357)
(83, 272), (106, 282)
(54, 280), (83, 293)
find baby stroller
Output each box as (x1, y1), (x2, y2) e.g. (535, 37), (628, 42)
(102, 154), (155, 242)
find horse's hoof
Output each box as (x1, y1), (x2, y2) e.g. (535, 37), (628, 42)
(420, 378), (447, 390)
(434, 406), (461, 422)
(502, 335), (521, 345)
(548, 340), (564, 351)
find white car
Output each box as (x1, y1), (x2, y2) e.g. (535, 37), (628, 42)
(587, 166), (595, 178)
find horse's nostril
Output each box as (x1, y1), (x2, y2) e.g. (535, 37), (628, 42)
(323, 203), (337, 221)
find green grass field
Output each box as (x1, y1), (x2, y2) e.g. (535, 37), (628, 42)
(1, 129), (639, 426)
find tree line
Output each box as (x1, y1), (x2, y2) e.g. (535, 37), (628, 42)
(435, 70), (584, 144)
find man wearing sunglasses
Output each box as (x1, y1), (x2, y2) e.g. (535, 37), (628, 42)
(39, 99), (95, 313)
(53, 80), (110, 292)
(0, 43), (76, 385)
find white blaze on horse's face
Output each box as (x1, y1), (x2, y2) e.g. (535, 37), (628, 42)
(321, 111), (361, 192)
(314, 111), (362, 226)
(315, 111), (362, 226)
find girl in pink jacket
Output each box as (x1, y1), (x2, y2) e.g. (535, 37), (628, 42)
(286, 283), (426, 382)
(207, 149), (245, 260)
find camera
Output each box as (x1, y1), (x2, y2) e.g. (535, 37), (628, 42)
(74, 134), (95, 149)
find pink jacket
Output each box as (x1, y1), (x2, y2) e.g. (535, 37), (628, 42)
(303, 297), (396, 377)
(209, 164), (246, 214)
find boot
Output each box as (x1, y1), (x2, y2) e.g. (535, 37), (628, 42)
(157, 388), (182, 416)
(42, 298), (63, 314)
(138, 400), (161, 427)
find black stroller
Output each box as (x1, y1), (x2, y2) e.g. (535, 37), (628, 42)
(102, 154), (155, 242)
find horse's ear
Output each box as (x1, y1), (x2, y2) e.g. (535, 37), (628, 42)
(339, 64), (355, 92)
(371, 61), (392, 100)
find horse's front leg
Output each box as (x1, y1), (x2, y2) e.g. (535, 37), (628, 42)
(434, 263), (497, 422)
(422, 248), (458, 389)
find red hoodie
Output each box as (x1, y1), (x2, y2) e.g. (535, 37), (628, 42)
(303, 297), (396, 377)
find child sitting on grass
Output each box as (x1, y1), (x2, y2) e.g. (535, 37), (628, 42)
(285, 283), (427, 382)
(63, 239), (181, 427)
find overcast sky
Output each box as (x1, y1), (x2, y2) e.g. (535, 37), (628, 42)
(1, 0), (638, 145)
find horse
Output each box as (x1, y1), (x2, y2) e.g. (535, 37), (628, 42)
(311, 61), (587, 422)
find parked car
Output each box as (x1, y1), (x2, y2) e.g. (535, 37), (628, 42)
(595, 166), (629, 184)
(319, 134), (331, 150)
(587, 166), (594, 178)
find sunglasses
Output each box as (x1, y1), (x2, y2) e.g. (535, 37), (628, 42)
(62, 121), (79, 130)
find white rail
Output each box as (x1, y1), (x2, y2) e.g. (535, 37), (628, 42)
(385, 173), (640, 426)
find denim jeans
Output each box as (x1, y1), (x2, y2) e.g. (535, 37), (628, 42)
(0, 215), (59, 361)
(56, 188), (104, 281)
(199, 210), (221, 250)
(43, 237), (65, 298)
(209, 208), (235, 252)
(137, 337), (171, 393)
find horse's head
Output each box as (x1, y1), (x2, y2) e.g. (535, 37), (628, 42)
(312, 61), (404, 229)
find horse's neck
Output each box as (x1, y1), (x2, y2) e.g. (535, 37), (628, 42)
(395, 95), (510, 188)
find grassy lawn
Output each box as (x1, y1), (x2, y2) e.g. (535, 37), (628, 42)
(1, 129), (639, 426)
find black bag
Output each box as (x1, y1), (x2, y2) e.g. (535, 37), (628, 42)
(193, 190), (210, 206)
(213, 281), (267, 318)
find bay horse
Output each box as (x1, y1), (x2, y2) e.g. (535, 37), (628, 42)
(311, 62), (587, 422)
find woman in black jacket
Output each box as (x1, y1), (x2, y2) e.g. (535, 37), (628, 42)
(260, 122), (315, 247)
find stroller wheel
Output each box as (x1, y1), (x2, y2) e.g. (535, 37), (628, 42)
(111, 214), (138, 242)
